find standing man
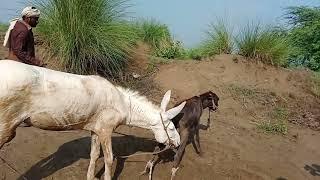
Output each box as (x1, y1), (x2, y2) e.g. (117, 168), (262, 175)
(4, 6), (45, 66)
(3, 6), (45, 127)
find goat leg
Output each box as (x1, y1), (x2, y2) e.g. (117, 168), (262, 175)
(207, 110), (211, 130)
(148, 160), (154, 180)
(139, 145), (161, 177)
(171, 167), (179, 180)
(194, 126), (202, 156)
(139, 159), (154, 176)
(171, 131), (188, 180)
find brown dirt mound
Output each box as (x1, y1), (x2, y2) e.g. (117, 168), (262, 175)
(155, 54), (320, 130)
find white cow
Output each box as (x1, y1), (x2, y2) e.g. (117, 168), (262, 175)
(0, 60), (185, 180)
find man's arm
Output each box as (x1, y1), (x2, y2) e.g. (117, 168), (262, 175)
(11, 30), (40, 66)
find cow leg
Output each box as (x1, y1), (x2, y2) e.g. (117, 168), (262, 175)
(171, 130), (189, 180)
(87, 132), (101, 180)
(0, 131), (16, 150)
(98, 130), (113, 180)
(0, 121), (19, 150)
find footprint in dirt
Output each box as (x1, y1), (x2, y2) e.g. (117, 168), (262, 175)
(304, 164), (320, 176)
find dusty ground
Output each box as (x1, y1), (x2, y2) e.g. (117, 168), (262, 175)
(0, 39), (320, 180)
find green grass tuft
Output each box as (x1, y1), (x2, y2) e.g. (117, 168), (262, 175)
(134, 18), (172, 50)
(235, 23), (290, 66)
(200, 20), (234, 57)
(134, 19), (186, 59)
(33, 0), (137, 78)
(258, 107), (289, 135)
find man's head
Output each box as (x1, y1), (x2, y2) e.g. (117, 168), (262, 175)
(21, 6), (40, 27)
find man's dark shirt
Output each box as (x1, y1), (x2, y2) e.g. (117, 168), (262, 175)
(7, 20), (39, 66)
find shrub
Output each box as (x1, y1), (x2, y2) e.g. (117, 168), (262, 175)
(235, 23), (290, 66)
(186, 48), (202, 60)
(154, 41), (186, 59)
(285, 6), (320, 71)
(200, 20), (233, 57)
(34, 0), (137, 77)
(134, 19), (172, 50)
(134, 19), (187, 59)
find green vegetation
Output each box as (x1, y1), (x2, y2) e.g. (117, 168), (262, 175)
(134, 19), (171, 50)
(235, 23), (290, 66)
(258, 107), (289, 135)
(285, 6), (320, 71)
(134, 19), (185, 59)
(200, 20), (233, 57)
(186, 21), (290, 65)
(185, 48), (202, 60)
(16, 1), (319, 78)
(34, 0), (137, 78)
(0, 23), (8, 32)
(182, 6), (320, 71)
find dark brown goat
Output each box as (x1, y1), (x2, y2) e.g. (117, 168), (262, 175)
(140, 91), (219, 180)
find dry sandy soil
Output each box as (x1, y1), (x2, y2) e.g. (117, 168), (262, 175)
(0, 38), (320, 180)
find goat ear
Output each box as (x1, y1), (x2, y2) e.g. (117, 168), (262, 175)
(165, 101), (186, 119)
(161, 90), (171, 111)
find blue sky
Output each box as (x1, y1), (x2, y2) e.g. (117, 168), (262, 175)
(1, 0), (319, 47)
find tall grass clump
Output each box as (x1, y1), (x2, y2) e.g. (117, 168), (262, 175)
(134, 19), (186, 59)
(134, 19), (172, 50)
(236, 23), (290, 66)
(34, 0), (137, 77)
(186, 48), (202, 60)
(200, 20), (233, 57)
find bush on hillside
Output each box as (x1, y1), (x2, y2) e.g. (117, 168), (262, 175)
(285, 6), (320, 71)
(200, 20), (234, 57)
(134, 19), (186, 59)
(34, 0), (137, 78)
(235, 23), (290, 66)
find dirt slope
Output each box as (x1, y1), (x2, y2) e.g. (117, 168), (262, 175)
(1, 53), (320, 180)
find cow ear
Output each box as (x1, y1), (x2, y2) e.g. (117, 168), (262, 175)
(161, 90), (171, 112)
(165, 101), (186, 119)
